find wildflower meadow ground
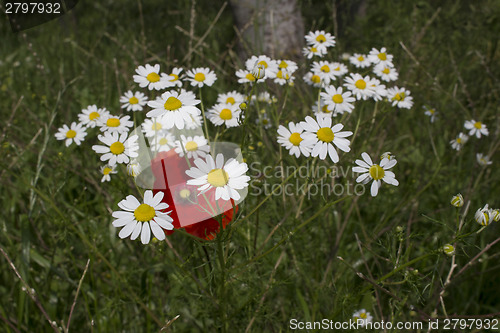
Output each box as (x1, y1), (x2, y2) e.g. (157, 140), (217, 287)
(1, 1), (500, 332)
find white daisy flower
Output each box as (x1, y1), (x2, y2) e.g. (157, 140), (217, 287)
(245, 55), (278, 79)
(305, 30), (336, 48)
(99, 115), (134, 134)
(127, 160), (142, 177)
(236, 69), (263, 84)
(368, 47), (394, 67)
(251, 92), (277, 105)
(344, 73), (375, 100)
(277, 59), (298, 74)
(186, 153), (250, 201)
(186, 67), (217, 87)
(208, 103), (241, 127)
(217, 91), (245, 105)
(475, 204), (491, 226)
(349, 53), (371, 68)
(330, 62), (349, 77)
(165, 67), (183, 88)
(100, 164), (117, 183)
(147, 90), (201, 129)
(320, 85), (356, 114)
(450, 133), (468, 151)
(78, 105), (109, 128)
(476, 153), (492, 166)
(55, 122), (87, 147)
(112, 190), (174, 244)
(273, 68), (295, 85)
(464, 119), (489, 138)
(489, 208), (500, 222)
(373, 63), (399, 82)
(277, 122), (312, 158)
(423, 106), (438, 123)
(256, 112), (272, 129)
(300, 116), (353, 163)
(142, 116), (168, 138)
(302, 45), (327, 59)
(450, 193), (464, 208)
(92, 132), (139, 166)
(303, 72), (324, 87)
(368, 78), (387, 102)
(386, 86), (413, 109)
(312, 61), (337, 83)
(312, 99), (337, 117)
(380, 152), (396, 161)
(175, 135), (210, 160)
(353, 152), (399, 197)
(150, 132), (175, 153)
(120, 91), (148, 112)
(352, 309), (373, 327)
(133, 64), (170, 90)
(185, 114), (203, 130)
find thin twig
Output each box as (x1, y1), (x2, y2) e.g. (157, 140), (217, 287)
(66, 259), (90, 333)
(0, 247), (61, 333)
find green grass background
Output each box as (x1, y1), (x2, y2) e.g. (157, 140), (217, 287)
(1, 0), (499, 331)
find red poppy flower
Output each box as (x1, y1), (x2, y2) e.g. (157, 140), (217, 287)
(150, 150), (238, 240)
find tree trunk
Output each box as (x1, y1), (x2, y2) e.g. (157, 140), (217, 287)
(230, 0), (305, 60)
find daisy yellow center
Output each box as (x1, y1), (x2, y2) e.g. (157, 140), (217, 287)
(289, 132), (302, 146)
(311, 47), (318, 53)
(185, 141), (198, 151)
(279, 60), (288, 68)
(245, 73), (256, 81)
(357, 56), (364, 61)
(369, 164), (385, 180)
(146, 72), (160, 83)
(66, 130), (77, 138)
(277, 70), (290, 80)
(360, 313), (367, 319)
(89, 112), (100, 120)
(317, 127), (334, 143)
(321, 105), (331, 113)
(159, 138), (168, 145)
(320, 65), (330, 73)
(179, 189), (191, 199)
(169, 73), (179, 81)
(103, 167), (112, 175)
(311, 75), (321, 83)
(207, 168), (229, 187)
(194, 73), (206, 82)
(428, 109), (435, 114)
(392, 92), (405, 101)
(332, 94), (343, 103)
(110, 142), (125, 155)
(262, 119), (269, 125)
(152, 122), (162, 130)
(378, 53), (387, 61)
(257, 60), (268, 68)
(316, 34), (326, 43)
(382, 68), (390, 74)
(474, 121), (482, 129)
(456, 138), (462, 144)
(134, 203), (155, 222)
(106, 118), (120, 127)
(164, 96), (182, 110)
(220, 108), (233, 120)
(129, 96), (139, 104)
(334, 66), (341, 71)
(355, 79), (366, 89)
(226, 97), (236, 104)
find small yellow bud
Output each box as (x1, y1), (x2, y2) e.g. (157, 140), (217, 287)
(443, 244), (455, 256)
(450, 193), (464, 207)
